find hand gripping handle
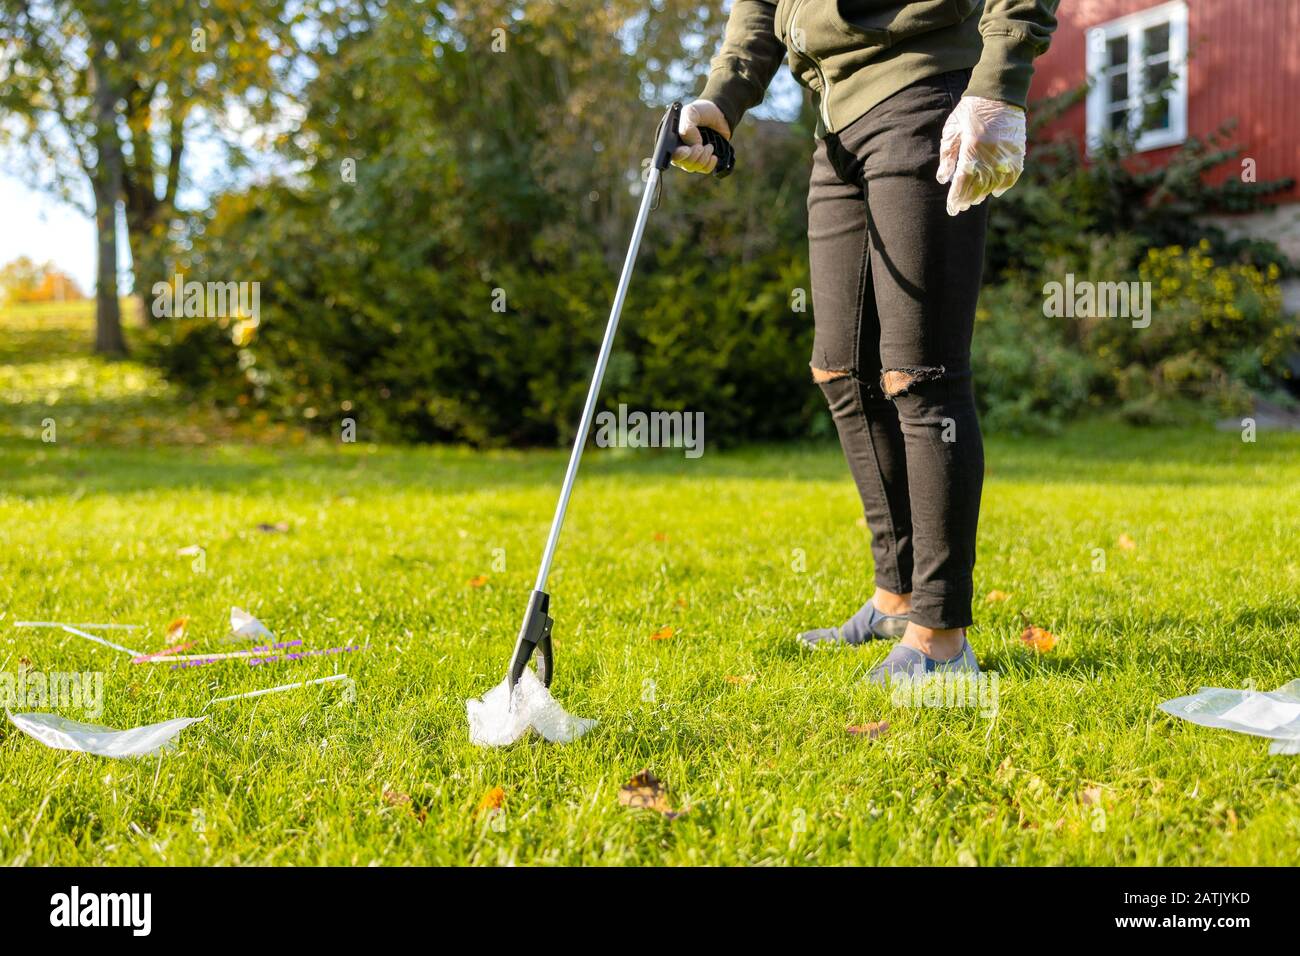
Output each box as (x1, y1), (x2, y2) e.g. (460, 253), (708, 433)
(652, 102), (735, 178)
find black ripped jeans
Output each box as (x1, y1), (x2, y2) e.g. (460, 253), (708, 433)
(807, 68), (988, 630)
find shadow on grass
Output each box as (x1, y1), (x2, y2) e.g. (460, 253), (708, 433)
(5, 420), (1298, 502)
(752, 603), (1300, 681)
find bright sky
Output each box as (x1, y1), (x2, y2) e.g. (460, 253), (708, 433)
(0, 172), (109, 294)
(0, 122), (260, 297)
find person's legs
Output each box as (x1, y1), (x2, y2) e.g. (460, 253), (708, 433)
(805, 68), (988, 664)
(800, 133), (915, 645)
(857, 69), (989, 659)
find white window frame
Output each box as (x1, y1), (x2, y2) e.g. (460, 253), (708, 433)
(1085, 1), (1189, 154)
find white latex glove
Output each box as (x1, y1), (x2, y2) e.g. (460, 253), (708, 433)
(671, 99), (732, 175)
(936, 95), (1026, 217)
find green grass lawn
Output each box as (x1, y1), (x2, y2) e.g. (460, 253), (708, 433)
(2, 304), (1299, 865)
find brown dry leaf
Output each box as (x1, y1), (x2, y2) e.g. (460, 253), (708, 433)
(1019, 614), (1058, 653)
(384, 788), (427, 823)
(724, 674), (756, 685)
(166, 617), (189, 642)
(1117, 533), (1137, 551)
(675, 597), (688, 609)
(1080, 786), (1103, 806)
(847, 721), (890, 739)
(468, 575), (490, 588)
(650, 625), (674, 641)
(476, 786), (505, 817)
(256, 521), (291, 533)
(1226, 807), (1238, 830)
(18, 656), (32, 670)
(618, 770), (678, 817)
(985, 590), (1012, 603)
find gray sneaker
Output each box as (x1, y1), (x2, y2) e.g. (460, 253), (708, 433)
(798, 599), (909, 648)
(867, 639), (979, 686)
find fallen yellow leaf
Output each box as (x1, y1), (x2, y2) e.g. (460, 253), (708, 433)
(618, 770), (679, 817)
(384, 788), (427, 823)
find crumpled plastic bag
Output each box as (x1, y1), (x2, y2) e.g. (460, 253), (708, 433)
(6, 711), (206, 758)
(1159, 680), (1300, 755)
(466, 669), (596, 746)
(228, 607), (274, 642)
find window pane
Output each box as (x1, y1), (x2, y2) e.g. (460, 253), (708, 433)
(1144, 22), (1170, 57)
(1144, 96), (1170, 131)
(1108, 107), (1129, 133)
(1107, 35), (1128, 67)
(1145, 60), (1171, 93)
(1109, 70), (1129, 102)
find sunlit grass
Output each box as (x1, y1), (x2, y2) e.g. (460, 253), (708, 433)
(0, 301), (304, 446)
(1, 305), (1298, 865)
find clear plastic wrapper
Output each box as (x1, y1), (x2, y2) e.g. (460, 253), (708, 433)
(467, 669), (596, 746)
(1158, 680), (1300, 754)
(6, 711), (206, 758)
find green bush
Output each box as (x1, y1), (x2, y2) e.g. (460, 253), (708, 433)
(989, 88), (1296, 280)
(1097, 242), (1291, 421)
(971, 282), (1102, 434)
(144, 33), (1296, 445)
(143, 184), (820, 447)
(971, 241), (1294, 432)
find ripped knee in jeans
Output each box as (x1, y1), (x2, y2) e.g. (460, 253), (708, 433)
(811, 366), (853, 384)
(881, 366), (946, 399)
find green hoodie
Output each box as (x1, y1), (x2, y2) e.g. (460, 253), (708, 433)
(700, 0), (1059, 135)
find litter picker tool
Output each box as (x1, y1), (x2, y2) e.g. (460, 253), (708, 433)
(504, 103), (734, 692)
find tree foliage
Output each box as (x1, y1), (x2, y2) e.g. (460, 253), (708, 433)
(0, 0), (305, 352)
(148, 1), (818, 444)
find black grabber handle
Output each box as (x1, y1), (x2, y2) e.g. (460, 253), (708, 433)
(653, 101), (736, 178)
(507, 589), (554, 689)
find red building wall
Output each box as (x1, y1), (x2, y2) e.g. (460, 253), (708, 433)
(1028, 0), (1300, 200)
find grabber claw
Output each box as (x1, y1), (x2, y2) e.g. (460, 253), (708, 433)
(507, 589), (554, 690)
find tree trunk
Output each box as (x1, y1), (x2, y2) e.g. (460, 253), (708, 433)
(122, 100), (185, 324)
(90, 55), (127, 356)
(92, 176), (127, 356)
